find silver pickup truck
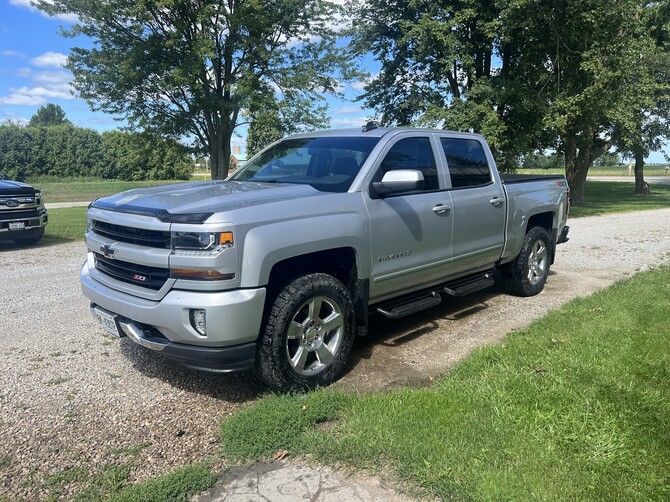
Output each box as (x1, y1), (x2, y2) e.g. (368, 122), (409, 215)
(81, 127), (569, 390)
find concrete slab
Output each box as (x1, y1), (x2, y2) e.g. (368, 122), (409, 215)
(191, 462), (416, 502)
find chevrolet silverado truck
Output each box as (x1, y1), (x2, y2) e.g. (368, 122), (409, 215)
(0, 176), (48, 245)
(81, 127), (569, 390)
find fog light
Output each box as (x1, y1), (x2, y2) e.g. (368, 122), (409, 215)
(189, 309), (207, 336)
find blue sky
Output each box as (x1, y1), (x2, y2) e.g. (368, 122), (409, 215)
(0, 0), (666, 162)
(0, 0), (376, 154)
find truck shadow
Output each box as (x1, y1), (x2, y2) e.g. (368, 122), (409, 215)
(118, 340), (267, 401)
(344, 285), (505, 376)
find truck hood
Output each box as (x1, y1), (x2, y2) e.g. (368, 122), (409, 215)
(91, 180), (326, 223)
(0, 180), (36, 195)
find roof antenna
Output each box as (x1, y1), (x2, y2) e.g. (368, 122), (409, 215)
(362, 121), (378, 132)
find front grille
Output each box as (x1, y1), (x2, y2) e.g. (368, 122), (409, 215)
(94, 253), (170, 290)
(0, 209), (39, 222)
(92, 220), (171, 248)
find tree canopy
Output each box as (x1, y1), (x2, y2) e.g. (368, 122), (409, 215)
(36, 0), (361, 179)
(28, 103), (71, 127)
(350, 0), (670, 203)
(0, 120), (191, 182)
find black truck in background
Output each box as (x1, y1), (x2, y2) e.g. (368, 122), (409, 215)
(0, 175), (48, 245)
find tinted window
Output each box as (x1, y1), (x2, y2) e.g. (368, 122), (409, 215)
(441, 138), (491, 188)
(374, 137), (439, 191)
(231, 136), (380, 193)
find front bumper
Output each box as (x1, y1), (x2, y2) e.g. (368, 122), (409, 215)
(557, 225), (570, 244)
(0, 209), (48, 242)
(81, 260), (266, 370)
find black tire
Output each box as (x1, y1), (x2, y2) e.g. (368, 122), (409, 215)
(254, 273), (356, 391)
(504, 226), (551, 297)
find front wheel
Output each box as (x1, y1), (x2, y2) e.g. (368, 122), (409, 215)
(504, 226), (551, 297)
(254, 273), (356, 391)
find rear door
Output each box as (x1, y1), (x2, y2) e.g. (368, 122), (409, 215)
(364, 133), (453, 301)
(438, 136), (506, 276)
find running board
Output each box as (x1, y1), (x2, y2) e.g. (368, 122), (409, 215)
(443, 273), (495, 297)
(376, 292), (442, 319)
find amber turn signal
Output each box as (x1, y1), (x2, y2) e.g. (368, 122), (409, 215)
(170, 269), (235, 280)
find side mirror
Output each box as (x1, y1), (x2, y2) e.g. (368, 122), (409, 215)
(372, 170), (424, 196)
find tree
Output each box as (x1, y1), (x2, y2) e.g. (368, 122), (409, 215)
(351, 0), (670, 204)
(28, 103), (70, 127)
(245, 83), (329, 156)
(612, 1), (670, 195)
(36, 0), (360, 179)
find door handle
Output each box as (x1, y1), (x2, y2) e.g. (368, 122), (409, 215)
(432, 204), (451, 214)
(490, 197), (504, 206)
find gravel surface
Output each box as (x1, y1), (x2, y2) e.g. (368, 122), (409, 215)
(1, 208), (670, 500)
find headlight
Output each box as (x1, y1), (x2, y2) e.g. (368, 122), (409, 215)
(34, 191), (42, 206)
(171, 231), (234, 254)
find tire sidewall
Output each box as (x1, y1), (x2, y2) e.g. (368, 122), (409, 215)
(256, 273), (356, 391)
(508, 226), (551, 296)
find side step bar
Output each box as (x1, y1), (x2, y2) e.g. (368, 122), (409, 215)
(375, 270), (496, 320)
(443, 273), (495, 297)
(376, 292), (442, 320)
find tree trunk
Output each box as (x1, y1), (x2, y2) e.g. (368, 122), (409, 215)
(633, 149), (650, 195)
(564, 139), (591, 205)
(209, 129), (233, 180)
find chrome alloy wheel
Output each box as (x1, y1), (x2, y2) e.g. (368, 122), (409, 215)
(285, 295), (344, 376)
(527, 239), (548, 285)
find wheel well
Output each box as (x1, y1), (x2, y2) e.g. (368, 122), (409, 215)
(526, 211), (556, 264)
(267, 248), (358, 297)
(526, 212), (553, 234)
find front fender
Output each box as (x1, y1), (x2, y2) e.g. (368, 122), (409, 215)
(239, 213), (370, 287)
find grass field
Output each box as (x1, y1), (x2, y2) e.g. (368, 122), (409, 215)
(569, 181), (670, 217)
(220, 266), (670, 501)
(520, 166), (670, 176)
(28, 177), (190, 203)
(42, 207), (88, 242)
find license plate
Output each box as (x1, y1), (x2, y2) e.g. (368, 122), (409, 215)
(9, 222), (25, 231)
(93, 308), (121, 337)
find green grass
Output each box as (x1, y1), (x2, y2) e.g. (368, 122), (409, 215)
(521, 166), (670, 176)
(570, 181), (670, 217)
(43, 206), (88, 242)
(39, 463), (216, 502)
(28, 176), (192, 203)
(221, 267), (670, 501)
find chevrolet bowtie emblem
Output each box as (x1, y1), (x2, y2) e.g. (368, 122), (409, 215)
(100, 243), (116, 258)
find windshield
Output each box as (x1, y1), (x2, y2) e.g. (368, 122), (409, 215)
(230, 136), (381, 193)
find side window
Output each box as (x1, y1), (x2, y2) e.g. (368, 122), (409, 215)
(440, 138), (491, 188)
(373, 137), (439, 191)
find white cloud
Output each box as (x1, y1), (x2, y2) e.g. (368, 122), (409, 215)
(332, 105), (365, 115)
(34, 70), (72, 84)
(9, 0), (78, 23)
(31, 51), (68, 68)
(0, 50), (25, 58)
(0, 83), (74, 106)
(330, 116), (370, 128)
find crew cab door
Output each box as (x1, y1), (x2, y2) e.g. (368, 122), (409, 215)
(438, 136), (506, 276)
(364, 134), (453, 301)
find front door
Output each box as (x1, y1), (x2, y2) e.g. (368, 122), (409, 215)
(365, 135), (453, 301)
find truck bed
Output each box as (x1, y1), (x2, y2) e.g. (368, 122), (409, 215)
(500, 173), (565, 184)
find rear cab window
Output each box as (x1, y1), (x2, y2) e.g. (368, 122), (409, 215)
(440, 138), (492, 188)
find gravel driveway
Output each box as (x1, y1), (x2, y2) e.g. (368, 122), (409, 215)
(1, 208), (669, 500)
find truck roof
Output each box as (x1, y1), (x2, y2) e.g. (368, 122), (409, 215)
(287, 127), (484, 140)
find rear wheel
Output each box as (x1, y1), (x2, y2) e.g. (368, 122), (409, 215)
(504, 226), (551, 297)
(254, 273), (355, 391)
